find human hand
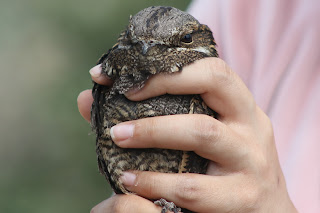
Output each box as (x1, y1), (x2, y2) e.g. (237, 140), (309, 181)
(89, 194), (164, 213)
(78, 58), (297, 212)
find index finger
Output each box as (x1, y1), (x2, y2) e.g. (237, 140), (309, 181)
(125, 58), (256, 123)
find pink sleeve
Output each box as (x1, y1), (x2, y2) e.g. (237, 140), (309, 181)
(188, 0), (320, 212)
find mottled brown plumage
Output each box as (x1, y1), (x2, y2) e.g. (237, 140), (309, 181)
(91, 6), (218, 213)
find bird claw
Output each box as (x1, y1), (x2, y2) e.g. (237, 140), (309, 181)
(154, 198), (182, 213)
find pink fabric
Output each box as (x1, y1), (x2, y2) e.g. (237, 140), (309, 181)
(188, 0), (320, 212)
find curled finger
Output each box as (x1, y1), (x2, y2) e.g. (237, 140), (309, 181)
(125, 58), (256, 123)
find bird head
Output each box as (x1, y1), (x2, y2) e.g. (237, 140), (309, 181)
(124, 6), (218, 58)
(99, 6), (218, 93)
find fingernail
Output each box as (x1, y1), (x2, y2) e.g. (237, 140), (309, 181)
(89, 65), (102, 78)
(110, 124), (134, 142)
(120, 172), (137, 186)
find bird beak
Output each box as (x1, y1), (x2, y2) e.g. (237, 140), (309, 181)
(141, 41), (150, 55)
(141, 41), (158, 55)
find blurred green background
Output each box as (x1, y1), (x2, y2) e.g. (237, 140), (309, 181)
(0, 0), (191, 212)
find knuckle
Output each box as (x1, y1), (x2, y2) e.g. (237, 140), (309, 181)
(262, 113), (274, 139)
(191, 115), (220, 146)
(175, 175), (201, 203)
(252, 150), (278, 186)
(256, 151), (270, 173)
(205, 57), (234, 84)
(245, 143), (270, 176)
(241, 184), (261, 209)
(135, 118), (156, 141)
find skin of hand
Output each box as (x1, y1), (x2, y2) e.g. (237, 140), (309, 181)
(78, 58), (297, 213)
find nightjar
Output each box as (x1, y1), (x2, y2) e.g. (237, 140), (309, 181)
(91, 6), (218, 213)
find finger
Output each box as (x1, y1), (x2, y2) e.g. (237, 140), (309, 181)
(111, 114), (247, 168)
(125, 57), (255, 123)
(77, 89), (93, 122)
(91, 194), (162, 213)
(89, 64), (113, 86)
(121, 171), (247, 213)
